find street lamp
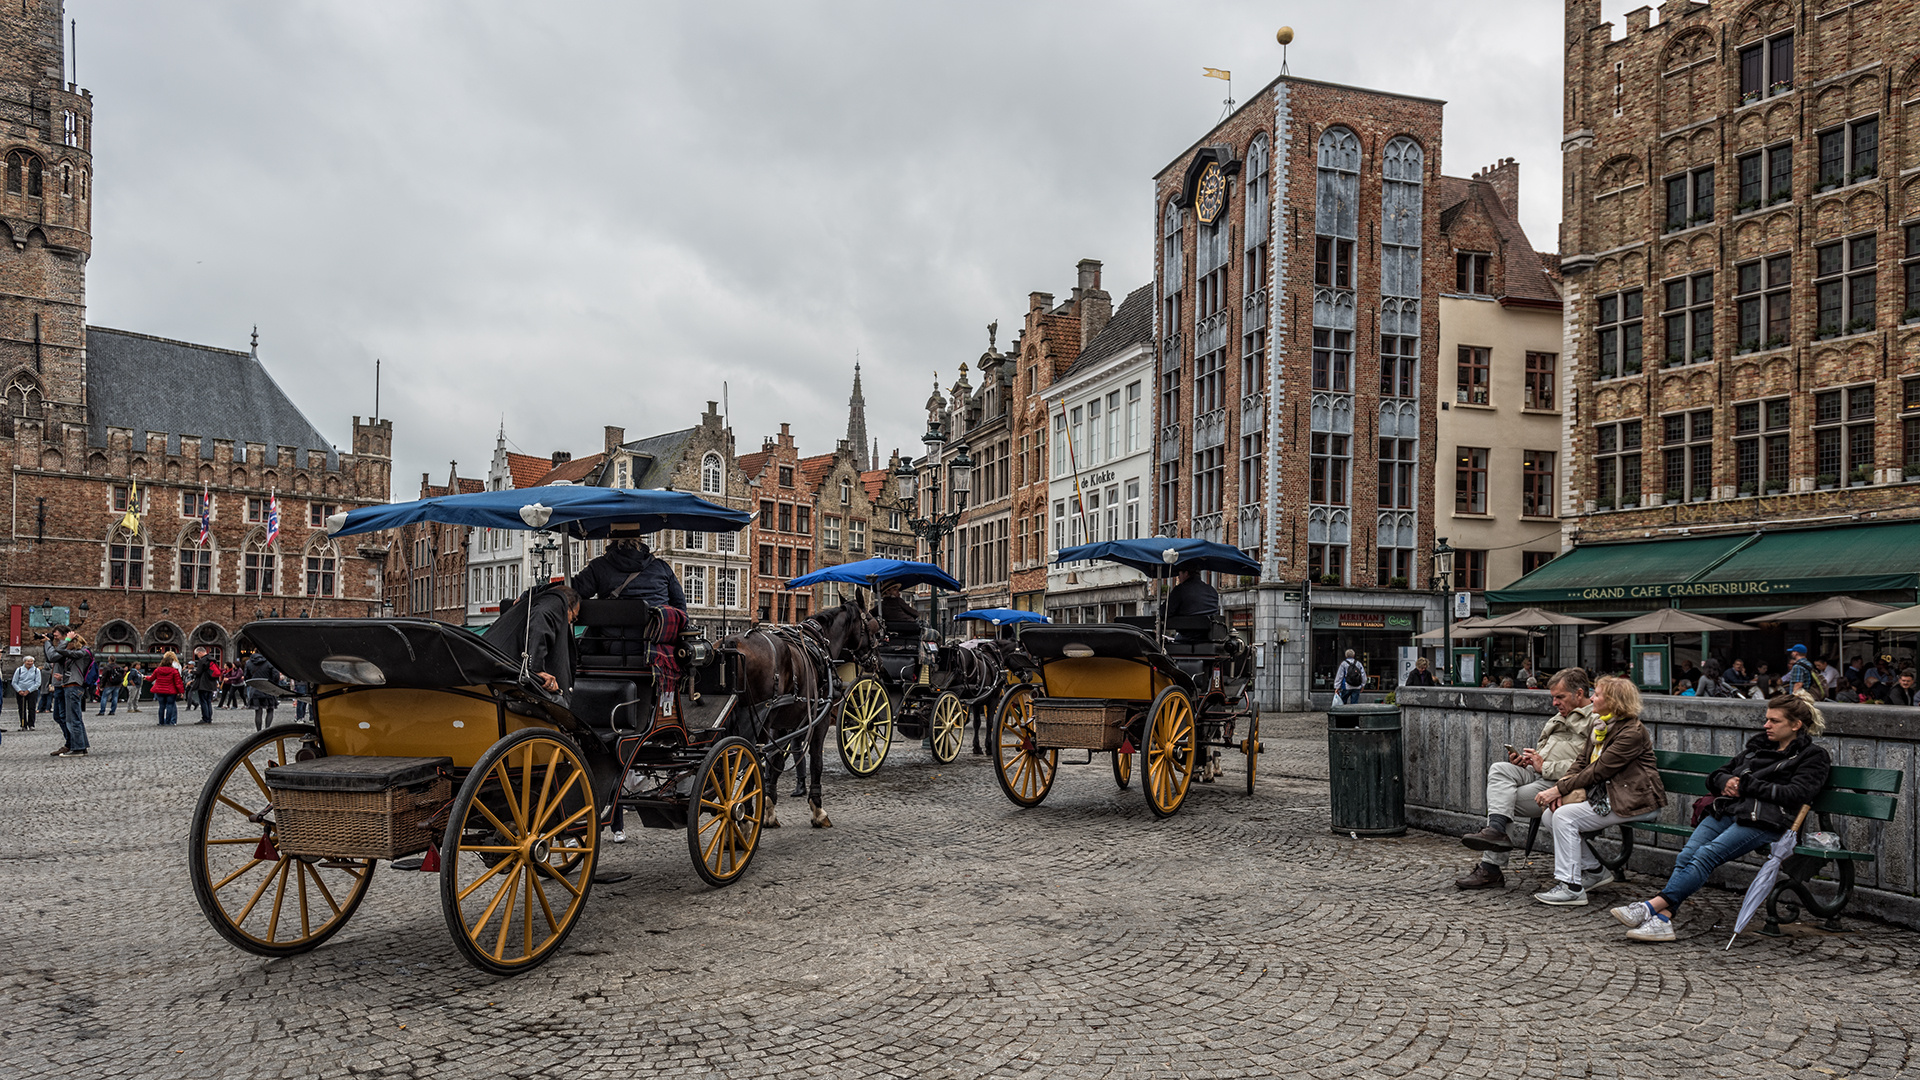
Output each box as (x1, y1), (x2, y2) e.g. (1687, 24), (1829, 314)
(531, 532), (559, 584)
(902, 421), (972, 633)
(1433, 537), (1455, 685)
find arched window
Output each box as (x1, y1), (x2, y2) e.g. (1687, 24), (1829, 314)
(305, 537), (339, 598)
(1161, 200), (1185, 299)
(59, 161), (70, 197)
(244, 529), (278, 596)
(177, 526), (216, 593)
(1312, 128), (1361, 397)
(108, 526), (144, 588)
(700, 452), (723, 495)
(7, 149), (42, 198)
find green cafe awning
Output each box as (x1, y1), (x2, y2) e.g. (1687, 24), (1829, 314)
(1487, 521), (1920, 606)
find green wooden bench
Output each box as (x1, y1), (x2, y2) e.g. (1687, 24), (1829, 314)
(1521, 749), (1902, 932)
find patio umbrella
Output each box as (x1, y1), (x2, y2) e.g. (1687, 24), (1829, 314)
(1592, 609), (1751, 636)
(1751, 596), (1897, 666)
(1413, 615), (1490, 642)
(1480, 608), (1605, 674)
(1727, 805), (1812, 949)
(1848, 603), (1920, 631)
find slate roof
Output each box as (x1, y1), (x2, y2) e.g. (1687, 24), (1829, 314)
(504, 452), (550, 490)
(85, 327), (337, 465)
(1059, 284), (1154, 381)
(1437, 178), (1561, 307)
(623, 427), (697, 489)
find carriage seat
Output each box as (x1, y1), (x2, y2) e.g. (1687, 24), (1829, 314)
(569, 676), (647, 732)
(575, 598), (660, 672)
(883, 621), (926, 644)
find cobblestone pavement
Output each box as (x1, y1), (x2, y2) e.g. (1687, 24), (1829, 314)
(3, 710), (1917, 1079)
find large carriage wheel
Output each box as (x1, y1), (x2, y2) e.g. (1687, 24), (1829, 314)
(1242, 714), (1262, 796)
(1142, 687), (1197, 818)
(1111, 749), (1133, 790)
(992, 685), (1057, 808)
(440, 729), (599, 976)
(927, 691), (966, 764)
(688, 736), (766, 888)
(190, 724), (376, 957)
(836, 677), (893, 777)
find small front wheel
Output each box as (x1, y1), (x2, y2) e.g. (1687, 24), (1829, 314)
(1243, 714), (1261, 796)
(440, 729), (599, 976)
(992, 686), (1056, 808)
(1142, 687), (1197, 818)
(688, 736), (766, 888)
(1111, 749), (1133, 790)
(927, 691), (965, 764)
(836, 678), (893, 777)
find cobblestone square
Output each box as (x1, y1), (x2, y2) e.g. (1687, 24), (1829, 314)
(3, 710), (1915, 1078)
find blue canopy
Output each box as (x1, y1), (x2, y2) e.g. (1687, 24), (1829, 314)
(954, 608), (1050, 625)
(325, 484), (753, 540)
(786, 558), (963, 591)
(1056, 538), (1260, 578)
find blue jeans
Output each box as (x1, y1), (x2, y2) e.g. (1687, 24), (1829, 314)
(96, 686), (118, 714)
(1657, 813), (1778, 909)
(156, 693), (179, 725)
(197, 689), (215, 722)
(1337, 687), (1360, 705)
(54, 685), (88, 751)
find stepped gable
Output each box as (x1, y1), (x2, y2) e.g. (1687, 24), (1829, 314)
(85, 326), (336, 464)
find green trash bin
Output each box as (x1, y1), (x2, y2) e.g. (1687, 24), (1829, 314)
(1327, 704), (1405, 837)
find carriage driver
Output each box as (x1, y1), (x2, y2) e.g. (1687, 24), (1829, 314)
(573, 537), (688, 657)
(483, 584), (580, 696)
(878, 582), (925, 632)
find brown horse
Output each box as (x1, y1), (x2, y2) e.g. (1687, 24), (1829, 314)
(720, 590), (882, 828)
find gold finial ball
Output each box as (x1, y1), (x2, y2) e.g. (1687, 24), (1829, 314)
(1276, 26), (1294, 45)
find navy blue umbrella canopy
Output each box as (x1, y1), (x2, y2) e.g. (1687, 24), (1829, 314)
(954, 608), (1050, 625)
(325, 485), (753, 540)
(786, 558), (963, 591)
(1056, 538), (1260, 578)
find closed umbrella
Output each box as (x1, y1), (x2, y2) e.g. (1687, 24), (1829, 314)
(1727, 805), (1812, 949)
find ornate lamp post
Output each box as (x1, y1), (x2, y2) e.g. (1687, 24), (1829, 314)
(1433, 537), (1455, 686)
(898, 419), (972, 632)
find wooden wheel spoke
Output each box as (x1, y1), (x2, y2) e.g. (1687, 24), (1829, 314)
(297, 858), (313, 939)
(472, 797), (517, 842)
(528, 746), (563, 837)
(492, 864), (523, 959)
(232, 858), (282, 923)
(460, 845), (520, 853)
(216, 793), (261, 820)
(531, 863), (562, 935)
(536, 803), (594, 845)
(523, 864), (536, 957)
(305, 861), (345, 916)
(213, 857), (268, 893)
(532, 767), (586, 837)
(492, 761), (527, 834)
(264, 859), (293, 940)
(242, 758), (273, 801)
(700, 811), (731, 865)
(455, 848), (518, 903)
(204, 836), (264, 846)
(533, 856), (583, 899)
(469, 857), (520, 944)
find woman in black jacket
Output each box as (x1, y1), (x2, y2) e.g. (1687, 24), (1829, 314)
(1610, 694), (1830, 942)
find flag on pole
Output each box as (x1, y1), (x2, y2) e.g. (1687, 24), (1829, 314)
(1202, 67), (1231, 81)
(118, 479), (140, 534)
(197, 485), (213, 546)
(265, 491), (281, 547)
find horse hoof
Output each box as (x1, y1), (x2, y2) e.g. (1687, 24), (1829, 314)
(809, 806), (832, 829)
(765, 814), (782, 829)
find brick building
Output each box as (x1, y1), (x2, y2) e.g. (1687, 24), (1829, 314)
(386, 466), (481, 624)
(802, 441), (877, 610)
(0, 2), (391, 663)
(740, 422), (816, 624)
(1153, 74), (1446, 708)
(1490, 0), (1920, 681)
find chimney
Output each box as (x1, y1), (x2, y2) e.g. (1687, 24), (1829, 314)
(778, 422), (792, 448)
(551, 450), (572, 467)
(1074, 258), (1113, 350)
(603, 426), (624, 454)
(1476, 157), (1520, 216)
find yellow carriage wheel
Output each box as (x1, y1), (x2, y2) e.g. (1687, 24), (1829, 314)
(991, 686), (1057, 808)
(1111, 748), (1133, 790)
(836, 677), (893, 776)
(440, 729), (599, 976)
(688, 736), (766, 888)
(1243, 714), (1262, 796)
(927, 691), (966, 764)
(1142, 687), (1197, 818)
(190, 724), (376, 957)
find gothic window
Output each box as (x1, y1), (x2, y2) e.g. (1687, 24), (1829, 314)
(6, 150), (42, 198)
(178, 529), (215, 593)
(306, 539), (339, 598)
(700, 452), (723, 494)
(245, 531), (278, 595)
(108, 527), (144, 588)
(1313, 128), (1359, 410)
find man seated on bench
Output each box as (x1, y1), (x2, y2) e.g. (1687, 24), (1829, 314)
(1531, 676), (1666, 907)
(1164, 568), (1220, 643)
(1609, 694), (1831, 942)
(1455, 668), (1595, 891)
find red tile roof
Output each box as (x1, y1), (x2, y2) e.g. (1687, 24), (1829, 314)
(456, 477), (486, 495)
(533, 452), (604, 487)
(797, 453), (835, 491)
(861, 468), (890, 503)
(1439, 175), (1561, 308)
(737, 449), (774, 481)
(505, 452), (550, 490)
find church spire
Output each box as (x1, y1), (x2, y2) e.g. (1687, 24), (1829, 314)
(845, 358), (870, 471)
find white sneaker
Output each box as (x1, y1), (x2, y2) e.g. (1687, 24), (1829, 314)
(1626, 915), (1675, 942)
(611, 831), (627, 844)
(1610, 901), (1653, 928)
(1532, 883), (1588, 906)
(1582, 868), (1616, 890)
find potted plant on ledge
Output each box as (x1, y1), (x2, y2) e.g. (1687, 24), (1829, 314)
(1818, 473), (1839, 491)
(1738, 481), (1756, 498)
(1850, 465), (1873, 487)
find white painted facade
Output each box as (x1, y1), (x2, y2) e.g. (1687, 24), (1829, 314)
(1045, 339), (1154, 622)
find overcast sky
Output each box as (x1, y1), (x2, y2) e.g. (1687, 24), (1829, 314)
(75, 1), (1628, 499)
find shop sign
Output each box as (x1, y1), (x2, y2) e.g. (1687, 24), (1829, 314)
(1329, 611), (1416, 630)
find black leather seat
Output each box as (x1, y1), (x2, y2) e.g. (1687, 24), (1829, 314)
(576, 599), (659, 672)
(570, 676), (645, 732)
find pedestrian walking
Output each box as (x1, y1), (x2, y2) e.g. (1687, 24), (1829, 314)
(147, 651), (184, 726)
(123, 663), (143, 713)
(45, 630), (92, 756)
(94, 658), (123, 715)
(1783, 644), (1821, 700)
(244, 651), (283, 731)
(11, 655), (40, 729)
(188, 647), (220, 724)
(1333, 649), (1367, 706)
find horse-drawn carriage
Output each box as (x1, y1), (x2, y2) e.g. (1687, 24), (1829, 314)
(188, 485), (864, 975)
(991, 539), (1261, 817)
(787, 558), (998, 775)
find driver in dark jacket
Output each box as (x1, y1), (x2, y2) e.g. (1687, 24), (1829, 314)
(572, 538), (685, 656)
(1164, 569), (1221, 620)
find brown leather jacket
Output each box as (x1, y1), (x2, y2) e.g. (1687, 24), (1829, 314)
(1554, 713), (1665, 818)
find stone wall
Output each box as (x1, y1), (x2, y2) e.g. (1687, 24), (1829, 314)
(1397, 684), (1919, 928)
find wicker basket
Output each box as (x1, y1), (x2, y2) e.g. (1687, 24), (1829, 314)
(272, 778), (451, 860)
(1033, 700), (1129, 751)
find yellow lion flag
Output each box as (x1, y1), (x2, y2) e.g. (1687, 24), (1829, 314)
(1203, 67), (1231, 81)
(118, 479), (140, 534)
